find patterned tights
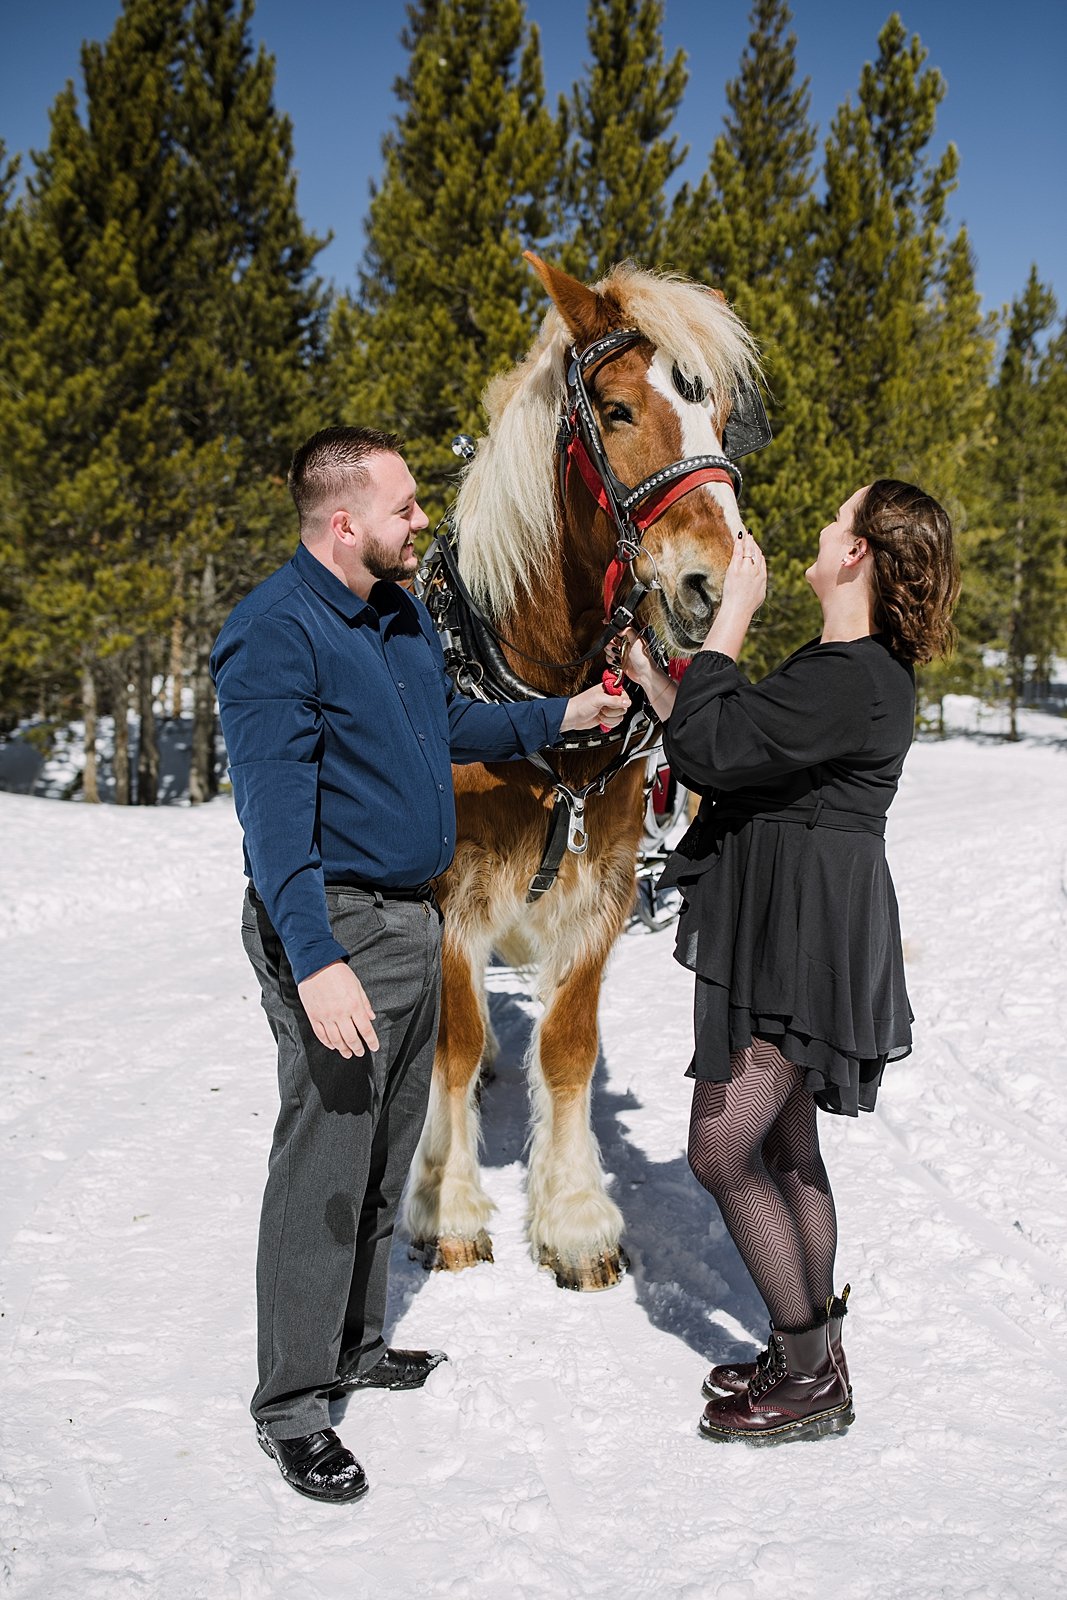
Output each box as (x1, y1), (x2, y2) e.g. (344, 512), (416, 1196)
(687, 1037), (838, 1331)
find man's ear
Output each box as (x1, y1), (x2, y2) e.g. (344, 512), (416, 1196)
(330, 508), (357, 546)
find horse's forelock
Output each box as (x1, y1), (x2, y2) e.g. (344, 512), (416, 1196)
(456, 266), (760, 618)
(602, 264), (761, 401)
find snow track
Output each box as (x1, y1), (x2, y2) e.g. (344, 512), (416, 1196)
(2, 730), (1066, 1599)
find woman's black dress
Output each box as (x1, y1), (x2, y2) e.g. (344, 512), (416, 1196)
(659, 636), (916, 1117)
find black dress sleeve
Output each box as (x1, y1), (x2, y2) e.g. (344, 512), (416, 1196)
(663, 645), (876, 791)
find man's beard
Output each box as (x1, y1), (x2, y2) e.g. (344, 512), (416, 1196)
(363, 533), (416, 584)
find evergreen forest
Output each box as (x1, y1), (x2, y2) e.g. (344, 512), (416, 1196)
(1, 0), (1064, 802)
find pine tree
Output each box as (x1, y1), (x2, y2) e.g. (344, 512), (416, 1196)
(0, 140), (25, 732)
(557, 0), (686, 279)
(0, 36), (179, 801)
(962, 271), (1066, 738)
(169, 0), (328, 801)
(668, 0), (850, 672)
(909, 226), (993, 506)
(332, 0), (560, 525)
(815, 13), (985, 482)
(0, 0), (327, 801)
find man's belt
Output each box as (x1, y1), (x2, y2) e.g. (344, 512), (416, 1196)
(324, 879), (438, 902)
(250, 880), (439, 905)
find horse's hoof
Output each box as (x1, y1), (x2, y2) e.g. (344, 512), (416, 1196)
(409, 1231), (494, 1273)
(538, 1244), (629, 1292)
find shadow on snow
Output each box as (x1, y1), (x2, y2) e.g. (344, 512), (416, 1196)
(381, 961), (766, 1369)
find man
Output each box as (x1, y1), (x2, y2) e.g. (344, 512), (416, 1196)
(211, 426), (628, 1504)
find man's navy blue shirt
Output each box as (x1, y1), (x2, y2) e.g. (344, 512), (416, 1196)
(211, 542), (567, 984)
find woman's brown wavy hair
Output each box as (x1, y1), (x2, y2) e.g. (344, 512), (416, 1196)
(853, 479), (960, 665)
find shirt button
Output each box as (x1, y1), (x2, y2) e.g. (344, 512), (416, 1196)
(438, 783), (444, 791)
(397, 680), (405, 690)
(418, 732), (425, 741)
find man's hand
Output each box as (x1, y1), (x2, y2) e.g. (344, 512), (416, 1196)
(560, 680), (631, 733)
(297, 962), (380, 1058)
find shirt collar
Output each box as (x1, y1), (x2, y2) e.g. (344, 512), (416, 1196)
(291, 541), (372, 623)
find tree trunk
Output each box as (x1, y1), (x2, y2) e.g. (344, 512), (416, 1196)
(136, 639), (159, 805)
(189, 555), (219, 805)
(169, 607), (184, 720)
(81, 659), (100, 804)
(111, 656), (131, 805)
(1008, 489), (1025, 742)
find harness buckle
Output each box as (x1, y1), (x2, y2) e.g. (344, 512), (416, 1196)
(566, 793), (588, 855)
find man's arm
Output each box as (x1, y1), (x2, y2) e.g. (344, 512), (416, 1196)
(445, 676), (630, 760)
(410, 598), (629, 759)
(212, 611), (378, 1057)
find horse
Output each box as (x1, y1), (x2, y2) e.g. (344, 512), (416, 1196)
(404, 253), (767, 1291)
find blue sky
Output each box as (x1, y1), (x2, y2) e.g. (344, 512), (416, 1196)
(2, 1), (1064, 321)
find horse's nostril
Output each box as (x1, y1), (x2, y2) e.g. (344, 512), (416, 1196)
(680, 571), (716, 613)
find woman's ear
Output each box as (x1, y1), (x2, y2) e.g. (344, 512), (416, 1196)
(842, 536), (868, 566)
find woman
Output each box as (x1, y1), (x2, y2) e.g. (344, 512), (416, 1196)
(618, 479), (959, 1446)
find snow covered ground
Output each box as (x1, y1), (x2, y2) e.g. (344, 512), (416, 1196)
(2, 721), (1066, 1600)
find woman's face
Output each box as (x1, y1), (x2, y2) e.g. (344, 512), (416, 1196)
(805, 485), (870, 601)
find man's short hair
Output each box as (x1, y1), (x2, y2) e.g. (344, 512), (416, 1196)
(287, 426), (402, 526)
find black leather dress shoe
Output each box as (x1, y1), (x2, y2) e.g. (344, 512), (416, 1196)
(333, 1347), (448, 1392)
(256, 1426), (368, 1503)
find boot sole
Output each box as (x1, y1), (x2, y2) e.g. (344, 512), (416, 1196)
(699, 1400), (855, 1446)
(257, 1432), (370, 1503)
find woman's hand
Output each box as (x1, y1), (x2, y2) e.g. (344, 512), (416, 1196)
(608, 630), (656, 690)
(609, 629), (678, 722)
(720, 528), (767, 616)
(701, 529), (766, 660)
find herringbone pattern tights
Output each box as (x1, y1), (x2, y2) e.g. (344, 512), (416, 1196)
(687, 1037), (838, 1331)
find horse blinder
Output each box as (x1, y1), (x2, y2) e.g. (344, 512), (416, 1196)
(721, 377), (772, 461)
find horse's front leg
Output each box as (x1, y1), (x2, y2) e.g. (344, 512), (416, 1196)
(527, 937), (627, 1291)
(404, 928), (496, 1272)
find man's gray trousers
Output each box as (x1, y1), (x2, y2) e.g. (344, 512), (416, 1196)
(241, 884), (441, 1439)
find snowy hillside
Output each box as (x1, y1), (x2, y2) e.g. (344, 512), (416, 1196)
(2, 727), (1066, 1600)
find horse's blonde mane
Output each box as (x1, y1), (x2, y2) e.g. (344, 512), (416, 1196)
(455, 262), (761, 617)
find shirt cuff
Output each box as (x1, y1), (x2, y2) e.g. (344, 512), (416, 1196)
(290, 934), (352, 987)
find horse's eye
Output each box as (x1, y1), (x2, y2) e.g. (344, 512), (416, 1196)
(604, 401), (633, 425)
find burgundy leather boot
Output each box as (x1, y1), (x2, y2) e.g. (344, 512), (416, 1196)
(699, 1316), (853, 1445)
(827, 1284), (850, 1393)
(702, 1334), (771, 1400)
(702, 1284), (851, 1399)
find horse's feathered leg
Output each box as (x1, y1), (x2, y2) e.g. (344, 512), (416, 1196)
(404, 926), (496, 1271)
(527, 934), (627, 1291)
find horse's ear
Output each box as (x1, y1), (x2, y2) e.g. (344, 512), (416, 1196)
(524, 252), (615, 345)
